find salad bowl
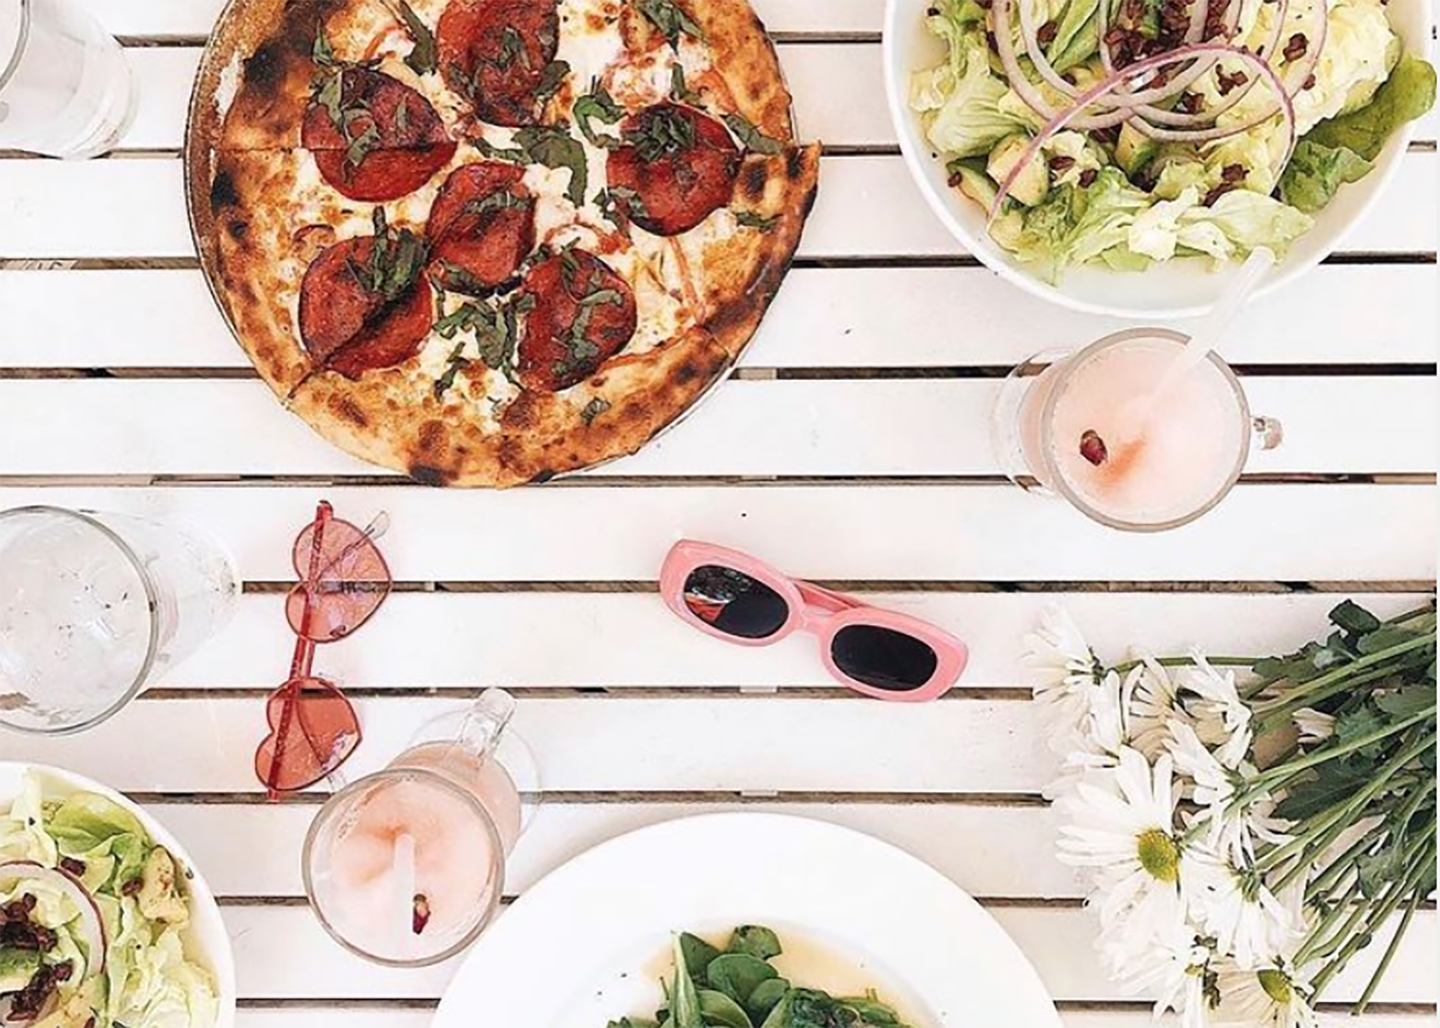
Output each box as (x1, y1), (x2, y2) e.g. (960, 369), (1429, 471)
(0, 762), (237, 1028)
(883, 0), (1434, 317)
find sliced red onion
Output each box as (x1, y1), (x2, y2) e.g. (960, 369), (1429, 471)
(986, 43), (1297, 220)
(0, 862), (107, 980)
(1016, 0), (1082, 98)
(993, 0), (1133, 128)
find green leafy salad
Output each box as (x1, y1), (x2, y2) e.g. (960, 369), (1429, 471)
(0, 773), (218, 1028)
(606, 925), (914, 1028)
(910, 0), (1436, 281)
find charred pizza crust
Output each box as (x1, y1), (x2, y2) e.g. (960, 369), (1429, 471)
(187, 0), (820, 487)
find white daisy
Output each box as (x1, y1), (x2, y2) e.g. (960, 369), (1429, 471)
(1178, 653), (1254, 768)
(1292, 708), (1336, 745)
(1108, 919), (1215, 1028)
(1057, 749), (1186, 954)
(1209, 959), (1318, 1028)
(1046, 670), (1130, 798)
(1182, 845), (1303, 970)
(1024, 605), (1103, 748)
(1127, 656), (1193, 761)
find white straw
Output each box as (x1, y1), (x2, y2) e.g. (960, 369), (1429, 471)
(1118, 247), (1275, 443)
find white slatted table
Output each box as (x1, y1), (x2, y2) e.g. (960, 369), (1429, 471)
(0, 2), (1436, 1026)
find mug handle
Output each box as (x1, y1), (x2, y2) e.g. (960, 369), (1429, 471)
(1252, 416), (1284, 452)
(453, 688), (517, 765)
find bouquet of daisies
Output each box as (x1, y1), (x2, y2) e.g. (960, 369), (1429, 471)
(1024, 600), (1436, 1028)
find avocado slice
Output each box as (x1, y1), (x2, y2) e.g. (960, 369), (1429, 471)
(946, 157), (999, 211)
(0, 947), (42, 992)
(987, 135), (1050, 206)
(1115, 122), (1159, 177)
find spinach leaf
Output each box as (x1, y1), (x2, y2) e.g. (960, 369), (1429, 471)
(745, 979), (790, 1024)
(699, 990), (753, 1028)
(1277, 138), (1372, 214)
(707, 954), (778, 1008)
(670, 935), (705, 1028)
(1306, 55), (1438, 161)
(1331, 599), (1383, 636)
(837, 993), (903, 1026)
(727, 926), (782, 961)
(679, 932), (723, 979)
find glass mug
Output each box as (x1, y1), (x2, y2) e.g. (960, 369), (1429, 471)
(303, 689), (540, 967)
(0, 506), (239, 734)
(992, 329), (1283, 533)
(0, 0), (135, 158)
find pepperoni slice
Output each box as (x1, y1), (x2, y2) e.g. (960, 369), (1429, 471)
(516, 249), (638, 393)
(303, 67), (457, 202)
(438, 0), (560, 128)
(606, 103), (742, 237)
(425, 163), (537, 293)
(299, 237), (435, 380)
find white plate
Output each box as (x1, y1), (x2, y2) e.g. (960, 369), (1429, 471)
(882, 0), (1434, 318)
(433, 813), (1061, 1028)
(0, 761), (237, 1028)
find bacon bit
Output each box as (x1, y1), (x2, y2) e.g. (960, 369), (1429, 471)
(1283, 33), (1309, 62)
(1048, 155), (1077, 172)
(948, 170), (966, 188)
(120, 876), (143, 897)
(1037, 20), (1059, 47)
(1203, 181), (1240, 206)
(1078, 168), (1099, 187)
(1177, 92), (1205, 114)
(1079, 430), (1109, 466)
(59, 857), (87, 877)
(412, 894), (432, 935)
(1303, 73), (1317, 90)
(1216, 68), (1249, 95)
(1221, 163), (1248, 184)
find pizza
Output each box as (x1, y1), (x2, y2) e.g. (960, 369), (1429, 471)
(186, 0), (821, 486)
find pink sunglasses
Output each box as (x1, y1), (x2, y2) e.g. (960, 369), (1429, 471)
(660, 540), (968, 701)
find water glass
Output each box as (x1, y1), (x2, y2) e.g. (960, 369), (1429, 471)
(0, 506), (239, 734)
(0, 0), (135, 158)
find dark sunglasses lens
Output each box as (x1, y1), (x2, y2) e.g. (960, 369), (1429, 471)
(682, 565), (789, 640)
(831, 625), (939, 692)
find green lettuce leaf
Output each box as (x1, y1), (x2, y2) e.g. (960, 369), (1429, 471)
(1279, 138), (1375, 213)
(1306, 55), (1438, 161)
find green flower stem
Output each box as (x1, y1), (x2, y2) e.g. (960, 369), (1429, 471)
(1254, 730), (1436, 876)
(1251, 633), (1436, 717)
(1293, 878), (1363, 968)
(1252, 663), (1412, 737)
(1236, 714), (1436, 808)
(1299, 820), (1429, 964)
(1305, 830), (1380, 901)
(1110, 655), (1258, 675)
(1310, 834), (1437, 999)
(1356, 884), (1426, 1014)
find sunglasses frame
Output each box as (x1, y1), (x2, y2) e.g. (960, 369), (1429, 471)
(660, 540), (968, 702)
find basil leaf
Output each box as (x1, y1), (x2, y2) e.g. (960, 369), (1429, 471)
(624, 106), (696, 162)
(574, 81), (625, 149)
(637, 0), (705, 47)
(433, 342), (469, 399)
(514, 124), (589, 207)
(536, 60), (571, 103)
(397, 1), (438, 76)
(722, 113), (783, 155)
(464, 189), (534, 218)
(313, 22), (337, 67)
(734, 210), (779, 232)
(670, 62), (702, 105)
(580, 397), (612, 425)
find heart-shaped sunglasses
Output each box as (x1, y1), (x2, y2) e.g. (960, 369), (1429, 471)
(255, 501), (392, 797)
(660, 541), (968, 701)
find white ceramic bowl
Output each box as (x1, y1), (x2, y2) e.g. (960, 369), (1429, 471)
(0, 761), (237, 1028)
(882, 0), (1433, 317)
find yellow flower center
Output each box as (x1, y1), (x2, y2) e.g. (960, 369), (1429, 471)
(1258, 970), (1292, 1005)
(1136, 828), (1180, 883)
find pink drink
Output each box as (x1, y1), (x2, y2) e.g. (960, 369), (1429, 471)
(1012, 331), (1258, 531)
(304, 692), (531, 966)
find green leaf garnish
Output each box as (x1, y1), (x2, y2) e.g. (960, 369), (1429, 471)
(573, 81), (626, 149)
(396, 1), (438, 76)
(312, 22), (337, 67)
(351, 207), (429, 303)
(580, 397), (612, 425)
(734, 210), (779, 232)
(722, 113), (783, 155)
(536, 59), (572, 103)
(636, 0), (705, 47)
(625, 106), (696, 162)
(670, 62), (702, 105)
(433, 342), (470, 399)
(514, 124), (590, 207)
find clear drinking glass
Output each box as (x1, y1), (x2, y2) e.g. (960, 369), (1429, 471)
(0, 0), (136, 158)
(0, 506), (239, 734)
(303, 689), (540, 967)
(991, 329), (1284, 533)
